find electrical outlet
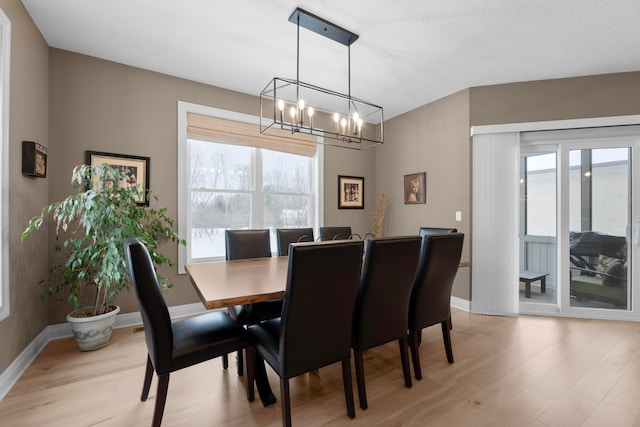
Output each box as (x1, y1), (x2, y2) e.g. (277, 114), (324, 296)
(455, 211), (462, 222)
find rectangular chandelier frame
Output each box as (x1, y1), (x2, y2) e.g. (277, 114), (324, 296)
(260, 77), (383, 150)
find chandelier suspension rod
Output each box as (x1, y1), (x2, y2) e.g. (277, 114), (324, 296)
(296, 13), (300, 98)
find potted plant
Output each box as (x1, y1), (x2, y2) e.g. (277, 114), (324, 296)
(22, 163), (185, 351)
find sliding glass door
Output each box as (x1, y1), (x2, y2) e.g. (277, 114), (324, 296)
(520, 128), (640, 320)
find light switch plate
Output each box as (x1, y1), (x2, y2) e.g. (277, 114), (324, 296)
(455, 211), (462, 221)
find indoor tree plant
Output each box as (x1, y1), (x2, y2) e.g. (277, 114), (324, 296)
(22, 163), (185, 350)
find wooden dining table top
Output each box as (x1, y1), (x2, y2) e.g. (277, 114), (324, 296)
(185, 256), (289, 310)
(186, 254), (471, 310)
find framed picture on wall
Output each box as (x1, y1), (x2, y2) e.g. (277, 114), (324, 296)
(338, 175), (364, 209)
(404, 172), (426, 204)
(85, 150), (150, 206)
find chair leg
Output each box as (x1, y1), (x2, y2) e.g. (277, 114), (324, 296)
(441, 320), (454, 363)
(353, 350), (367, 409)
(141, 355), (153, 401)
(244, 347), (255, 402)
(447, 315), (453, 331)
(236, 349), (244, 376)
(398, 336), (413, 388)
(341, 358), (356, 419)
(280, 378), (292, 427)
(222, 353), (229, 369)
(152, 373), (170, 427)
(409, 330), (422, 380)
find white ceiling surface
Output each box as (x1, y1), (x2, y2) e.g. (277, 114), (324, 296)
(21, 0), (640, 120)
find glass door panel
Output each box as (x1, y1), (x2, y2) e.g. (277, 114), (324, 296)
(520, 152), (557, 306)
(568, 148), (630, 310)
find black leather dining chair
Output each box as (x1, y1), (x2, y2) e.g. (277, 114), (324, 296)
(248, 240), (364, 427)
(352, 236), (421, 409)
(224, 229), (278, 375)
(225, 229), (272, 261)
(408, 233), (464, 380)
(276, 228), (314, 256)
(418, 227), (457, 238)
(123, 238), (254, 427)
(318, 226), (352, 241)
(416, 227), (458, 342)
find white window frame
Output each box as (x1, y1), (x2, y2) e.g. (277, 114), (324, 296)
(0, 9), (10, 321)
(177, 101), (324, 273)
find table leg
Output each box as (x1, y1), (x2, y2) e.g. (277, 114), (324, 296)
(254, 354), (277, 407)
(525, 280), (531, 298)
(541, 277), (546, 293)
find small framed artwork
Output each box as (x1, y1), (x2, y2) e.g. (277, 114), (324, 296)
(85, 150), (150, 206)
(404, 172), (426, 204)
(22, 141), (47, 178)
(338, 175), (364, 209)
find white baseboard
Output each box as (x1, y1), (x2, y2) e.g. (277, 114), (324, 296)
(0, 302), (207, 401)
(0, 327), (51, 401)
(451, 296), (471, 312)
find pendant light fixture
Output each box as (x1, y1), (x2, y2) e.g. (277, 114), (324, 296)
(260, 7), (383, 150)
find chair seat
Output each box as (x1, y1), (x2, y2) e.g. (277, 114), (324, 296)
(248, 318), (281, 372)
(170, 311), (251, 373)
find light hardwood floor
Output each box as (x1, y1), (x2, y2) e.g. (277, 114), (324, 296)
(1, 309), (640, 426)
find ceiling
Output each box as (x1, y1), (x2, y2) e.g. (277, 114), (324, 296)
(21, 0), (640, 120)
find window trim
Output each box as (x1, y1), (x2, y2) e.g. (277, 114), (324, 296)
(0, 9), (10, 321)
(177, 101), (323, 274)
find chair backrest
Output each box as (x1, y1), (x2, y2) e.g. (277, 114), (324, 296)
(319, 226), (352, 241)
(409, 233), (464, 331)
(124, 238), (172, 374)
(352, 236), (421, 351)
(279, 240), (364, 378)
(418, 227), (457, 238)
(276, 228), (314, 257)
(225, 229), (272, 261)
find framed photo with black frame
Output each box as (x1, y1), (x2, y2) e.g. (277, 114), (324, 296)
(85, 150), (150, 206)
(338, 175), (364, 209)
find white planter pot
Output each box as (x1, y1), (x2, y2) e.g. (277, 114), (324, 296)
(66, 305), (120, 351)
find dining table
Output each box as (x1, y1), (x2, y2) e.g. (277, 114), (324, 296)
(185, 256), (289, 406)
(185, 254), (472, 407)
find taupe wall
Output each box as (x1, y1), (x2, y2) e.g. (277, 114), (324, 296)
(0, 0), (49, 374)
(47, 49), (375, 324)
(376, 89), (471, 299)
(469, 71), (640, 125)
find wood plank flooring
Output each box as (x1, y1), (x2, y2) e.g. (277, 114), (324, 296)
(1, 310), (640, 426)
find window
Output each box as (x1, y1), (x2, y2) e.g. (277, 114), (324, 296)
(0, 9), (10, 321)
(178, 102), (323, 271)
(523, 153), (556, 237)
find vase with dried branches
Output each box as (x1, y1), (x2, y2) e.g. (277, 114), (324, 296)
(371, 193), (388, 238)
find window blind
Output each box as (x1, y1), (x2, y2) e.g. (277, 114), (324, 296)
(187, 113), (317, 157)
(471, 131), (520, 316)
